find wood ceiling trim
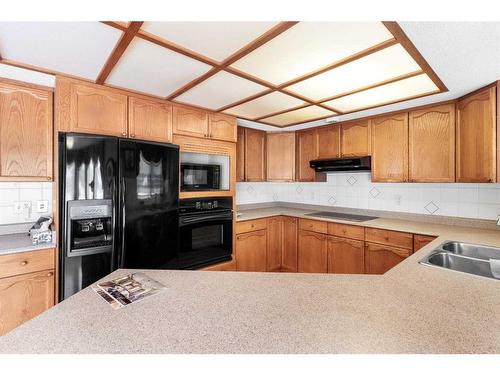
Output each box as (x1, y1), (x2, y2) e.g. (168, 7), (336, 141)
(253, 103), (313, 121)
(101, 21), (128, 31)
(96, 21), (144, 84)
(166, 67), (221, 100)
(382, 21), (448, 92)
(216, 88), (273, 112)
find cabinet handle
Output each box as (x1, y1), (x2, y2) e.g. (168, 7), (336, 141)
(121, 132), (127, 137)
(46, 177), (52, 181)
(47, 272), (53, 277)
(130, 134), (136, 138)
(20, 260), (28, 266)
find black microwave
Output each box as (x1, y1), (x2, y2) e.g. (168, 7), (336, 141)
(181, 163), (221, 191)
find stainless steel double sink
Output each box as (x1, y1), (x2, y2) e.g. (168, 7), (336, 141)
(420, 241), (500, 280)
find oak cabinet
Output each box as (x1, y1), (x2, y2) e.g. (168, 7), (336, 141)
(128, 97), (172, 143)
(297, 230), (328, 273)
(328, 236), (364, 274)
(266, 217), (282, 272)
(235, 229), (267, 272)
(409, 103), (456, 182)
(200, 259), (236, 271)
(371, 113), (409, 182)
(0, 81), (53, 180)
(296, 128), (318, 181)
(266, 132), (296, 181)
(172, 105), (208, 139)
(456, 86), (497, 182)
(413, 234), (437, 252)
(208, 113), (237, 142)
(281, 216), (298, 272)
(317, 125), (341, 159)
(365, 242), (411, 274)
(236, 126), (246, 181)
(245, 128), (266, 181)
(365, 228), (413, 250)
(341, 120), (371, 156)
(68, 81), (128, 136)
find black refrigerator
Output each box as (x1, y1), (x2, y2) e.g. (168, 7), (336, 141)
(59, 133), (179, 300)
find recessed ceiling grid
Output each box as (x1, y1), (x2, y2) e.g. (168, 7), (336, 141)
(0, 21), (447, 127)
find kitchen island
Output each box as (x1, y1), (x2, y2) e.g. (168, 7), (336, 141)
(0, 218), (499, 353)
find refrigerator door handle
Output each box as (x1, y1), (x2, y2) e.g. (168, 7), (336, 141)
(119, 178), (126, 268)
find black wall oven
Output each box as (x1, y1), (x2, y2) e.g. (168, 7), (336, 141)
(180, 163), (220, 191)
(178, 197), (232, 269)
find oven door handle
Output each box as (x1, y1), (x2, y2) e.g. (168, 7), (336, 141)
(179, 212), (232, 225)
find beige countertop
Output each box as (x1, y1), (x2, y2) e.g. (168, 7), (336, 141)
(0, 232), (56, 256)
(0, 207), (499, 353)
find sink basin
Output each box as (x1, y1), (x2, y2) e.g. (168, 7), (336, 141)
(420, 241), (500, 280)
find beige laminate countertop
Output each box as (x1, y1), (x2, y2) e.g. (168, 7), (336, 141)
(0, 232), (56, 256)
(0, 210), (499, 353)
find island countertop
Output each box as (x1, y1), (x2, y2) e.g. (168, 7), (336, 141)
(0, 222), (499, 353)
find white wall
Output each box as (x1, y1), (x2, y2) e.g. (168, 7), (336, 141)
(0, 182), (53, 225)
(236, 172), (500, 221)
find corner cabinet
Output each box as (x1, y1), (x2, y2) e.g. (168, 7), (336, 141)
(128, 96), (172, 143)
(266, 217), (282, 272)
(456, 86), (497, 182)
(236, 126), (246, 181)
(296, 128), (318, 182)
(371, 113), (409, 182)
(244, 128), (266, 181)
(266, 132), (296, 181)
(0, 80), (53, 181)
(281, 216), (298, 272)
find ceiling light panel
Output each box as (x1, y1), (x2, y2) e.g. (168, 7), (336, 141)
(222, 91), (305, 119)
(262, 105), (336, 126)
(323, 74), (439, 113)
(0, 22), (122, 80)
(231, 22), (393, 85)
(106, 38), (212, 97)
(175, 71), (267, 110)
(141, 22), (279, 62)
(286, 44), (422, 101)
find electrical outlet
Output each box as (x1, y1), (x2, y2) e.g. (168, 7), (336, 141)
(13, 201), (22, 214)
(13, 201), (32, 215)
(36, 200), (49, 213)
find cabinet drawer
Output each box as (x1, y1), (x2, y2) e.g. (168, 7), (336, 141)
(0, 248), (55, 279)
(236, 218), (267, 234)
(299, 218), (328, 234)
(365, 228), (413, 250)
(328, 223), (364, 240)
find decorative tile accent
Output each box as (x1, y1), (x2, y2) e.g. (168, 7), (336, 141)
(272, 193), (278, 201)
(328, 196), (337, 205)
(347, 176), (357, 186)
(246, 185), (254, 194)
(369, 187), (381, 198)
(295, 185), (303, 194)
(424, 201), (439, 215)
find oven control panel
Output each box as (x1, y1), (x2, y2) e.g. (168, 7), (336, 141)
(180, 197), (232, 214)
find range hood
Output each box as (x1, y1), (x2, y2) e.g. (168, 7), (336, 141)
(310, 156), (371, 173)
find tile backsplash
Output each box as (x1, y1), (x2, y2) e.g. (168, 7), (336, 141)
(236, 173), (500, 221)
(0, 182), (53, 225)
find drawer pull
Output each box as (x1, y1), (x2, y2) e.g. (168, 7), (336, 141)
(20, 261), (28, 266)
(47, 272), (53, 277)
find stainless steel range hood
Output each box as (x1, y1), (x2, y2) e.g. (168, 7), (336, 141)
(310, 156), (371, 173)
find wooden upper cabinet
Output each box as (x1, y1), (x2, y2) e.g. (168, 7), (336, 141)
(317, 125), (340, 159)
(341, 120), (371, 156)
(281, 216), (298, 272)
(236, 126), (246, 181)
(296, 128), (318, 181)
(365, 242), (411, 274)
(245, 128), (266, 181)
(327, 236), (364, 274)
(208, 113), (237, 142)
(235, 229), (267, 272)
(409, 103), (456, 182)
(456, 86), (497, 182)
(173, 105), (209, 139)
(69, 81), (128, 136)
(0, 81), (53, 180)
(297, 230), (327, 273)
(128, 97), (172, 143)
(266, 132), (296, 181)
(371, 113), (409, 182)
(266, 217), (282, 272)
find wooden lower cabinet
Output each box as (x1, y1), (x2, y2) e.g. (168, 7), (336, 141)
(327, 236), (364, 274)
(413, 234), (437, 252)
(235, 229), (267, 272)
(266, 217), (282, 272)
(298, 230), (328, 273)
(364, 242), (412, 274)
(200, 259), (236, 271)
(281, 216), (298, 272)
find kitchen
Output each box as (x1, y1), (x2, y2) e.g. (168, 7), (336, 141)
(0, 2), (499, 371)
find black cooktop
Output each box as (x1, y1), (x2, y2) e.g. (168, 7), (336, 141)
(305, 211), (378, 222)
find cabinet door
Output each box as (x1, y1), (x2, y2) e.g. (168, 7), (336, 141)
(208, 113), (237, 142)
(456, 86), (497, 182)
(298, 230), (327, 273)
(266, 132), (296, 181)
(236, 126), (246, 181)
(0, 82), (53, 180)
(0, 269), (54, 335)
(266, 217), (282, 272)
(296, 128), (318, 181)
(128, 97), (172, 143)
(317, 125), (340, 159)
(328, 236), (365, 274)
(200, 259), (236, 271)
(69, 82), (128, 136)
(341, 120), (370, 156)
(364, 242), (411, 274)
(172, 105), (208, 138)
(235, 229), (267, 272)
(413, 234), (437, 252)
(245, 128), (266, 181)
(281, 216), (298, 272)
(409, 103), (455, 182)
(371, 113), (409, 182)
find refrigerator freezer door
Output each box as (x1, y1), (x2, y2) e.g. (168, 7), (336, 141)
(119, 139), (180, 269)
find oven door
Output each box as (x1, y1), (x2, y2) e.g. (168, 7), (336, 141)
(178, 211), (232, 269)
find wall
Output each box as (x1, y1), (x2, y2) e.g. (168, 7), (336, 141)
(236, 172), (500, 221)
(0, 182), (53, 225)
